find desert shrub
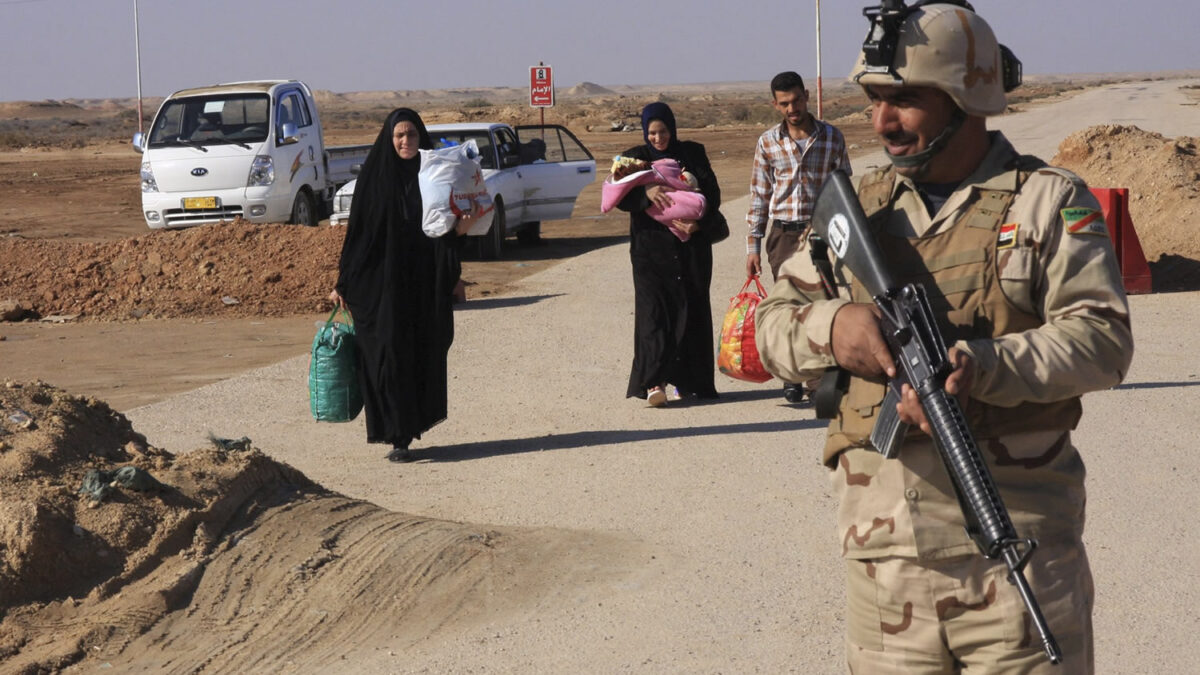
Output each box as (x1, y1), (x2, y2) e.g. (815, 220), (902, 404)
(820, 101), (868, 122)
(462, 98), (492, 109)
(0, 130), (30, 149)
(673, 101), (777, 129)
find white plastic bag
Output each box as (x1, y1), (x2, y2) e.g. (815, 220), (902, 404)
(418, 139), (495, 237)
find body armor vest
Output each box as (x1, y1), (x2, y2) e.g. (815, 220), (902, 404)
(823, 163), (1083, 463)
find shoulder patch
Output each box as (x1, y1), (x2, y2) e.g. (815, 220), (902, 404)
(997, 222), (1019, 249)
(1061, 207), (1108, 236)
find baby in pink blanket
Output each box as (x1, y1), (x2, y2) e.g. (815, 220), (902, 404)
(600, 156), (707, 241)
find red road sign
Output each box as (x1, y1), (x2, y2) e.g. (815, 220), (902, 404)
(530, 65), (554, 108)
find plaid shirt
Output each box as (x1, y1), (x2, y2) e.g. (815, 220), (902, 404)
(746, 118), (852, 254)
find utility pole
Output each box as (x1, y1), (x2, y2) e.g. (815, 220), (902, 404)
(815, 0), (823, 119)
(134, 0), (144, 134)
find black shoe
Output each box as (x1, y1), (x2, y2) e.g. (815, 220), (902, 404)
(783, 383), (807, 405)
(386, 446), (414, 463)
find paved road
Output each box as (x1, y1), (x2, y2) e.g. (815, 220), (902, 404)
(128, 78), (1200, 673)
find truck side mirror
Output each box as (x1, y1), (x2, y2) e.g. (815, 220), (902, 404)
(132, 132), (144, 154)
(279, 122), (299, 145)
(351, 163), (362, 176)
(500, 153), (521, 169)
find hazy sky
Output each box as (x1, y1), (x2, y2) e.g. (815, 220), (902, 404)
(0, 0), (1195, 102)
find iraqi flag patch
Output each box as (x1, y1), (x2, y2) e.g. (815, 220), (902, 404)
(1061, 207), (1107, 236)
(997, 222), (1019, 249)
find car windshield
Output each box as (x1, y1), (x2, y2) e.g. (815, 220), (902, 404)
(148, 93), (270, 147)
(430, 131), (496, 169)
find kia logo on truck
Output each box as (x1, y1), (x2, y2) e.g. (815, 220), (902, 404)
(191, 167), (208, 177)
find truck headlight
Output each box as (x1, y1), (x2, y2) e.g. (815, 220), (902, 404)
(140, 162), (158, 193)
(335, 191), (352, 213)
(247, 155), (275, 187)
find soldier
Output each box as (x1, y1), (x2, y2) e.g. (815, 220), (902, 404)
(754, 2), (1133, 672)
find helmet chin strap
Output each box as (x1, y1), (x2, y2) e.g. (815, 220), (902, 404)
(885, 106), (967, 175)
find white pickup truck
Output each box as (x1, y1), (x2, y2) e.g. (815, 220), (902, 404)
(330, 122), (596, 258)
(132, 79), (369, 229)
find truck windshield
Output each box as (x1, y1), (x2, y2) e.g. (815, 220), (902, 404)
(148, 93), (270, 147)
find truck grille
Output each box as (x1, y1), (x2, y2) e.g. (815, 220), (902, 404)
(162, 205), (244, 227)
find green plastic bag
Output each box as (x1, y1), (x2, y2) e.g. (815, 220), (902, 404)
(308, 307), (363, 422)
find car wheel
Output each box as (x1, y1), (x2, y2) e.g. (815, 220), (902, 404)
(482, 197), (505, 260)
(516, 221), (542, 246)
(290, 190), (317, 227)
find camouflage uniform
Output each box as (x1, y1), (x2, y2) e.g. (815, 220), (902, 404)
(755, 131), (1133, 672)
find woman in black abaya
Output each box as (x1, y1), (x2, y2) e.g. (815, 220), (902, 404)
(617, 102), (721, 407)
(331, 108), (478, 462)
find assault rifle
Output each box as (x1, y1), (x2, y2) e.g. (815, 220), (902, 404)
(810, 171), (1062, 665)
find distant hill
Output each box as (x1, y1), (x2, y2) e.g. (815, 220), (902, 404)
(564, 82), (616, 97)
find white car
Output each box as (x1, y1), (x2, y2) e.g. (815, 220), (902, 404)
(330, 122), (595, 259)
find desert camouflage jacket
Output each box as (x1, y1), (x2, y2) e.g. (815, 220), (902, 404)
(755, 131), (1134, 559)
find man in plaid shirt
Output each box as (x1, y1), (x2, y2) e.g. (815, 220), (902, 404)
(746, 71), (852, 403)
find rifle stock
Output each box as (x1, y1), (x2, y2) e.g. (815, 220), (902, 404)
(810, 171), (1063, 664)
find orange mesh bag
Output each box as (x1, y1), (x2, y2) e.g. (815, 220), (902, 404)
(717, 275), (773, 383)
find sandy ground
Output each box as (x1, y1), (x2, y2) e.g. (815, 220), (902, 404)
(107, 80), (1200, 673)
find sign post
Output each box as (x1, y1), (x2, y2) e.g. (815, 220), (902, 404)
(529, 62), (554, 128)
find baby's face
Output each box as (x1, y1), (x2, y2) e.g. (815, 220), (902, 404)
(681, 171), (699, 190)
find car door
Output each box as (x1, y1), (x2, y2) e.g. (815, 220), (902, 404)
(275, 89), (322, 190)
(511, 125), (596, 223)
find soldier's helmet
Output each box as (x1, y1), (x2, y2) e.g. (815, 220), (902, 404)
(849, 2), (1015, 117)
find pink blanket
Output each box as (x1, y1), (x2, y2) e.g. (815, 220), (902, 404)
(600, 158), (706, 241)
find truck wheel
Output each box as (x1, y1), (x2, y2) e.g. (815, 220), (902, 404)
(482, 198), (505, 260)
(290, 191), (318, 227)
(517, 221), (542, 246)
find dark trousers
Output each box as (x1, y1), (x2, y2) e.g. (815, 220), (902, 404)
(765, 221), (808, 281)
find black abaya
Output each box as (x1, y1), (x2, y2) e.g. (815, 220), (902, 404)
(617, 109), (721, 400)
(335, 109), (461, 447)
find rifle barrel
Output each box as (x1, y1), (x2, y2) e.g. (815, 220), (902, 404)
(1003, 546), (1064, 664)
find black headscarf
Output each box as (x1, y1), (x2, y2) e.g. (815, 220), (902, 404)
(369, 107), (432, 185)
(640, 102), (682, 160)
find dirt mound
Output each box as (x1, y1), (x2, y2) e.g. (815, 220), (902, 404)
(0, 380), (644, 671)
(0, 220), (344, 321)
(1052, 124), (1200, 291)
(0, 380), (305, 601)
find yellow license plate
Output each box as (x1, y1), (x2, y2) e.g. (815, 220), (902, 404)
(184, 196), (217, 210)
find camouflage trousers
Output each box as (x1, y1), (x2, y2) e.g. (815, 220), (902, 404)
(844, 537), (1093, 674)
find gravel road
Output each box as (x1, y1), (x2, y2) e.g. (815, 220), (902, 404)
(127, 78), (1200, 673)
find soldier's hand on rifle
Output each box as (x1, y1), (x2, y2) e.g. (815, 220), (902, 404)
(896, 346), (976, 435)
(831, 303), (896, 379)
